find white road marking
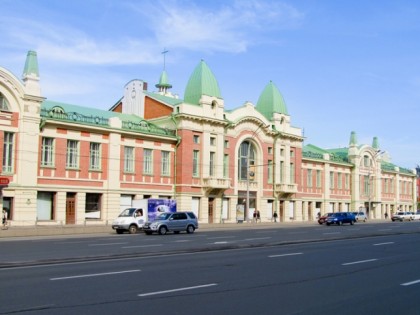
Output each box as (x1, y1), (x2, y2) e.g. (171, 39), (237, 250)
(342, 259), (377, 266)
(377, 229), (393, 231)
(269, 253), (303, 258)
(213, 241), (229, 244)
(138, 283), (217, 297)
(401, 279), (420, 286)
(207, 236), (236, 240)
(323, 232), (341, 235)
(88, 242), (128, 246)
(373, 242), (394, 246)
(243, 237), (271, 241)
(122, 244), (163, 249)
(172, 240), (191, 243)
(50, 269), (140, 281)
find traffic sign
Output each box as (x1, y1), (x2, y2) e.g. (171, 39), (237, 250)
(0, 177), (9, 185)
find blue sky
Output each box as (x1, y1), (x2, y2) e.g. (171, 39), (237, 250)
(1, 0), (419, 169)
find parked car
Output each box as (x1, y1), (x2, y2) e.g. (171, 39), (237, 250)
(143, 211), (198, 235)
(352, 211), (367, 222)
(411, 211), (420, 220)
(318, 212), (334, 225)
(325, 212), (356, 226)
(391, 211), (413, 222)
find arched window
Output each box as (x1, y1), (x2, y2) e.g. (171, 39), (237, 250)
(0, 93), (10, 111)
(238, 141), (256, 180)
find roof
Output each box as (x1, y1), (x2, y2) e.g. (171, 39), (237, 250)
(22, 51), (39, 77)
(184, 60), (222, 105)
(155, 70), (172, 89)
(256, 81), (288, 120)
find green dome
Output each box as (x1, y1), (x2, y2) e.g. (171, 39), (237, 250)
(256, 81), (288, 120)
(184, 60), (221, 105)
(155, 70), (172, 89)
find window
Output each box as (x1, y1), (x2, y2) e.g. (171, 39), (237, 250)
(280, 161), (284, 183)
(364, 175), (370, 195)
(0, 93), (10, 111)
(268, 160), (273, 183)
(364, 155), (370, 167)
(290, 163), (295, 183)
(238, 141), (255, 181)
(224, 140), (229, 148)
(193, 150), (200, 177)
(209, 152), (215, 176)
(41, 137), (54, 167)
(85, 193), (101, 219)
(338, 173), (342, 189)
(124, 146), (134, 173)
(210, 136), (216, 146)
(143, 149), (153, 174)
(2, 132), (13, 173)
(161, 151), (170, 176)
(316, 170), (322, 188)
(66, 140), (79, 169)
(330, 172), (334, 189)
(37, 192), (55, 220)
(307, 169), (313, 187)
(193, 135), (200, 144)
(89, 142), (101, 170)
(223, 154), (229, 177)
(280, 148), (284, 157)
(290, 150), (295, 158)
(345, 174), (350, 189)
(268, 147), (273, 154)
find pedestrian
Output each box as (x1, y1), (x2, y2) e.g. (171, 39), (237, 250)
(273, 212), (278, 222)
(384, 212), (388, 220)
(257, 210), (261, 223)
(2, 208), (8, 230)
(253, 210), (257, 223)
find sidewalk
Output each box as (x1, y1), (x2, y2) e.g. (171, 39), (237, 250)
(0, 221), (312, 239)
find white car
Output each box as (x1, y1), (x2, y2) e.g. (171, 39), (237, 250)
(352, 211), (367, 222)
(410, 211), (420, 220)
(391, 211), (413, 222)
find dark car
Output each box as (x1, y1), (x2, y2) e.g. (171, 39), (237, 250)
(318, 212), (334, 224)
(143, 211), (198, 235)
(326, 212), (356, 226)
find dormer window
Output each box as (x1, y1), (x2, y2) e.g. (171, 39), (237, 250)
(0, 93), (10, 111)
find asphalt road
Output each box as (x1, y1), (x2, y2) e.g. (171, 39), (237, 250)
(1, 222), (420, 314)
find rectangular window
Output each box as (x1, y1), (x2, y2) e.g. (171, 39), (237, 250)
(338, 172), (342, 189)
(345, 174), (350, 189)
(41, 137), (54, 167)
(316, 170), (321, 188)
(193, 150), (199, 177)
(161, 151), (170, 176)
(223, 154), (229, 177)
(330, 171), (334, 189)
(85, 193), (101, 219)
(268, 147), (273, 154)
(209, 152), (215, 176)
(210, 136), (216, 146)
(143, 149), (153, 174)
(224, 140), (229, 148)
(280, 161), (284, 183)
(290, 163), (295, 183)
(268, 160), (273, 183)
(37, 192), (55, 220)
(307, 169), (312, 187)
(290, 150), (295, 158)
(124, 146), (134, 173)
(89, 142), (101, 170)
(364, 175), (369, 195)
(193, 135), (200, 144)
(2, 132), (13, 173)
(66, 140), (79, 169)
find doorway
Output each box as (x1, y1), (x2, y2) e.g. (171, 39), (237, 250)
(208, 198), (214, 223)
(66, 193), (76, 224)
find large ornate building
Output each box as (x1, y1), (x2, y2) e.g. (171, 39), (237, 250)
(0, 51), (416, 226)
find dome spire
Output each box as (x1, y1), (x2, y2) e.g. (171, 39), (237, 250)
(155, 49), (172, 94)
(255, 81), (288, 120)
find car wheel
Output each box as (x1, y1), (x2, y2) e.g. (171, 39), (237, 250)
(158, 226), (168, 235)
(144, 231), (152, 235)
(116, 229), (124, 234)
(363, 219), (367, 222)
(128, 225), (137, 234)
(186, 225), (195, 234)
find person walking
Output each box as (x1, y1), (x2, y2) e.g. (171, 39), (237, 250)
(273, 212), (278, 223)
(257, 210), (261, 223)
(2, 208), (8, 230)
(384, 212), (388, 220)
(253, 210), (257, 223)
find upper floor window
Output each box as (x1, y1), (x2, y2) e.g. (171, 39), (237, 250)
(89, 142), (101, 171)
(268, 147), (273, 154)
(223, 154), (229, 177)
(307, 169), (313, 187)
(238, 141), (256, 181)
(193, 150), (200, 177)
(329, 171), (334, 189)
(363, 155), (370, 167)
(193, 135), (200, 144)
(66, 140), (79, 169)
(161, 151), (170, 176)
(210, 136), (216, 146)
(41, 137), (54, 167)
(143, 149), (153, 174)
(0, 93), (10, 111)
(209, 152), (215, 176)
(224, 140), (229, 149)
(316, 170), (322, 188)
(268, 160), (273, 183)
(124, 146), (134, 173)
(2, 132), (13, 173)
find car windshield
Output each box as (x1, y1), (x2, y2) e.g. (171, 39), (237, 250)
(155, 213), (172, 220)
(118, 208), (136, 217)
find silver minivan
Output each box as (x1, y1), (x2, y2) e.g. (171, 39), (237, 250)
(143, 211), (198, 235)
